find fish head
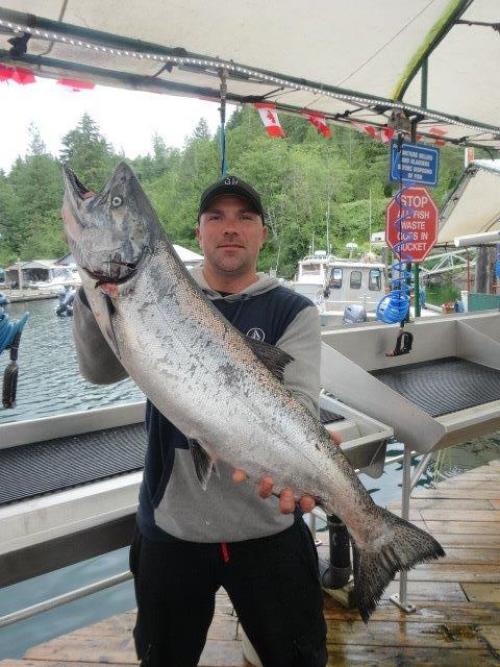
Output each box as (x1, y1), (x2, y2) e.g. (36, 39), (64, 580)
(62, 162), (159, 289)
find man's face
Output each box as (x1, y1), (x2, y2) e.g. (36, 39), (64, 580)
(196, 195), (267, 277)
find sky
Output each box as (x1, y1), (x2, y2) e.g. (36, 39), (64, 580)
(0, 77), (233, 173)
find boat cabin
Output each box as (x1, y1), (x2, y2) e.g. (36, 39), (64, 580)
(323, 260), (386, 313)
(291, 250), (333, 301)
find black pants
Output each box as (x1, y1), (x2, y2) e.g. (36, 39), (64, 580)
(129, 520), (327, 667)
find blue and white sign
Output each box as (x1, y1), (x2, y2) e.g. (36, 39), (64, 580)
(390, 141), (440, 186)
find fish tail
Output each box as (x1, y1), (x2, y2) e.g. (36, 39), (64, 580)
(352, 507), (445, 622)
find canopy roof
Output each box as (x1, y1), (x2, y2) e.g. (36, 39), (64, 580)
(438, 160), (500, 244)
(0, 0), (499, 149)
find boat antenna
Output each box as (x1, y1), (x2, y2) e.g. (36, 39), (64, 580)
(368, 187), (372, 253)
(218, 68), (228, 176)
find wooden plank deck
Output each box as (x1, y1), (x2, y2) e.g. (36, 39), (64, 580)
(1, 459), (499, 666)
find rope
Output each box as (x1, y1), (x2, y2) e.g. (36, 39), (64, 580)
(219, 68), (228, 176)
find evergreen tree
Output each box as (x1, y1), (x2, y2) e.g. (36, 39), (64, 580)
(28, 123), (47, 156)
(8, 143), (63, 259)
(60, 113), (118, 191)
(0, 105), (474, 271)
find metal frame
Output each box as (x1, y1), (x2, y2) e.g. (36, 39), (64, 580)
(1, 7), (499, 148)
(390, 446), (434, 613)
(420, 249), (476, 277)
(0, 513), (136, 588)
(0, 571), (132, 629)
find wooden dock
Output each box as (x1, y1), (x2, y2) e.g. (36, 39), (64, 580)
(1, 459), (499, 666)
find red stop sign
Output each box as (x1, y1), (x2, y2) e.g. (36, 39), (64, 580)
(386, 186), (438, 262)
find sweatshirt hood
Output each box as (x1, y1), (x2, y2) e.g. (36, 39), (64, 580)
(190, 265), (281, 301)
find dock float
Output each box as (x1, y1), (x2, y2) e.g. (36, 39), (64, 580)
(1, 459), (499, 666)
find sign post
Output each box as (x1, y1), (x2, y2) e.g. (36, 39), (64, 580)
(386, 187), (438, 317)
(386, 187), (438, 263)
(390, 141), (439, 186)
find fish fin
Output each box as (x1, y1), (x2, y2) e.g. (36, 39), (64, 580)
(246, 337), (293, 382)
(189, 439), (217, 490)
(352, 507), (445, 623)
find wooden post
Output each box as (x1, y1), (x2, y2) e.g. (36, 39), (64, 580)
(475, 247), (488, 293)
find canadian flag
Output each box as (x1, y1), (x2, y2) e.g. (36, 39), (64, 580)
(57, 78), (95, 92)
(428, 126), (447, 146)
(351, 121), (379, 140)
(352, 121), (396, 144)
(301, 110), (332, 138)
(0, 64), (35, 84)
(0, 64), (14, 82)
(254, 103), (285, 138)
(380, 127), (395, 144)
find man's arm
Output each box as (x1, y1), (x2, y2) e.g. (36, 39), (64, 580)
(72, 288), (128, 385)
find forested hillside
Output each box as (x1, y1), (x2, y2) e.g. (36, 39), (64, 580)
(0, 107), (469, 277)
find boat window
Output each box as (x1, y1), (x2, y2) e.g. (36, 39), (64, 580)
(329, 268), (343, 289)
(350, 271), (362, 289)
(369, 269), (382, 291)
(302, 263), (321, 274)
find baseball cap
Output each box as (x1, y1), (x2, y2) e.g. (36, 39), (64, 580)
(198, 175), (265, 221)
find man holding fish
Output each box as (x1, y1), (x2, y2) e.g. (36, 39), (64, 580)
(70, 173), (331, 666)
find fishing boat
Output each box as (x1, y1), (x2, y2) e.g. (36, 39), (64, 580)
(291, 251), (388, 325)
(290, 250), (333, 302)
(320, 258), (387, 325)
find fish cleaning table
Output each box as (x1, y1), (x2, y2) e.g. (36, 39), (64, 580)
(372, 357), (500, 418)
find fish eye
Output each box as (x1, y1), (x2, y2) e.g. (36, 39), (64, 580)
(111, 195), (123, 208)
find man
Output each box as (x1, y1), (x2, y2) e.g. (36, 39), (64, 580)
(72, 174), (330, 667)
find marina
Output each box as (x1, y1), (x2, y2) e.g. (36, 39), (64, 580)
(0, 459), (498, 666)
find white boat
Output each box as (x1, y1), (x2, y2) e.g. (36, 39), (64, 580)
(291, 252), (388, 326)
(321, 259), (386, 324)
(290, 250), (333, 302)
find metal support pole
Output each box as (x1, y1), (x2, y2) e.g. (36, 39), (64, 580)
(0, 571), (132, 629)
(390, 445), (417, 614)
(410, 451), (433, 492)
(321, 514), (352, 589)
(421, 59), (428, 110)
(218, 68), (228, 177)
(414, 262), (421, 317)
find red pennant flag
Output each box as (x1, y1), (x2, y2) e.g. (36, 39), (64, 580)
(57, 78), (95, 92)
(301, 110), (332, 138)
(428, 127), (447, 146)
(0, 64), (15, 82)
(351, 121), (379, 140)
(11, 67), (35, 84)
(380, 127), (395, 144)
(254, 103), (285, 138)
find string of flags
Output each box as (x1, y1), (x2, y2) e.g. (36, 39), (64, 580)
(0, 64), (94, 91)
(253, 102), (448, 147)
(0, 62), (448, 146)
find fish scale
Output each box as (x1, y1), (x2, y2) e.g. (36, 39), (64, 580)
(63, 161), (445, 622)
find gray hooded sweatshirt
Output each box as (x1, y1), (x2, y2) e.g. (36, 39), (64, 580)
(73, 267), (321, 542)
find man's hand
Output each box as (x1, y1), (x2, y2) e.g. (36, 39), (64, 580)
(232, 430), (341, 514)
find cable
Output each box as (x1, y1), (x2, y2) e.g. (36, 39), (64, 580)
(376, 135), (413, 324)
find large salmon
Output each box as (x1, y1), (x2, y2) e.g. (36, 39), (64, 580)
(62, 162), (444, 621)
